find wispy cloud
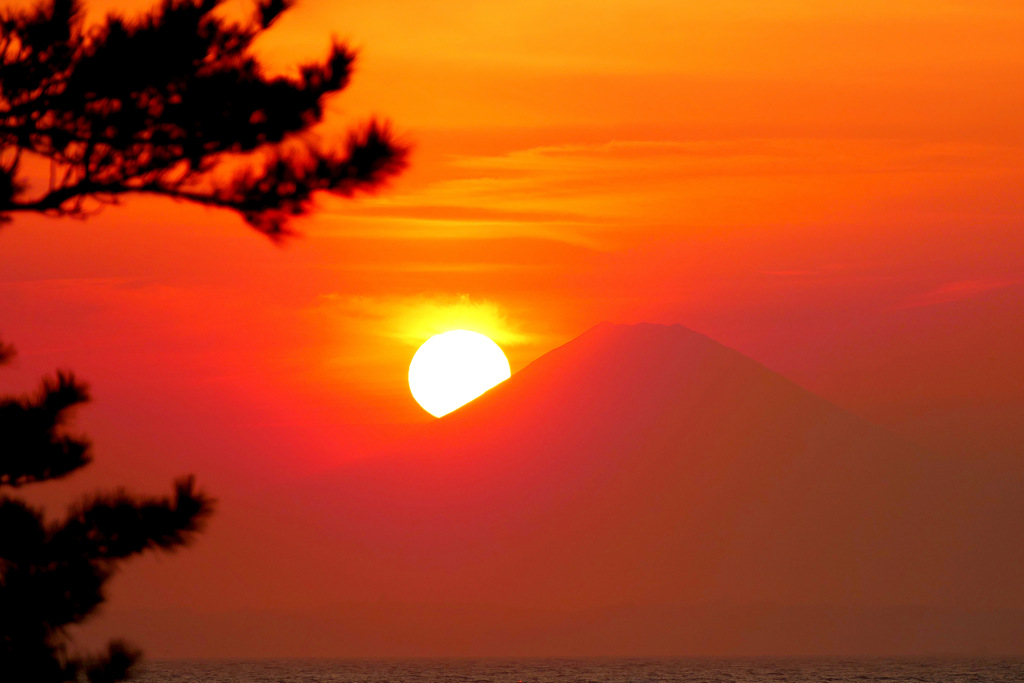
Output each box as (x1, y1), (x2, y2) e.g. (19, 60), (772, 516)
(315, 292), (535, 350)
(320, 138), (1017, 249)
(896, 279), (1022, 309)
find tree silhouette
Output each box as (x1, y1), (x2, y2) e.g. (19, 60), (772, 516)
(0, 0), (406, 239)
(0, 0), (406, 679)
(0, 354), (213, 681)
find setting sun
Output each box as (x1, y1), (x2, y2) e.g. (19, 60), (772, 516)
(408, 330), (512, 417)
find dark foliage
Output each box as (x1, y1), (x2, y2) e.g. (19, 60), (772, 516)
(1, 0), (401, 679)
(0, 0), (407, 239)
(0, 347), (215, 682)
(1, 369), (92, 487)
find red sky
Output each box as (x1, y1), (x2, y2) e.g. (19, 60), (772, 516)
(2, 0), (1024, 657)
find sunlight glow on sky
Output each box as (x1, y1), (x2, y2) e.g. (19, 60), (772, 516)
(2, 0), (1020, 440)
(3, 0), (1024, 657)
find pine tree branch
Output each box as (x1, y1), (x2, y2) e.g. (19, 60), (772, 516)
(54, 476), (215, 561)
(2, 121), (408, 238)
(0, 371), (92, 487)
(0, 339), (14, 364)
(83, 640), (141, 683)
(0, 0), (405, 238)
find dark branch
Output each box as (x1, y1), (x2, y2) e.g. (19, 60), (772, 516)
(0, 0), (407, 238)
(2, 120), (407, 239)
(55, 476), (215, 561)
(0, 370), (92, 487)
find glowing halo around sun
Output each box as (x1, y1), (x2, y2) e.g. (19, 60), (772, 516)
(408, 330), (512, 417)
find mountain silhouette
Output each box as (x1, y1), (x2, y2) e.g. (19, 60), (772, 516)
(320, 323), (1022, 613)
(107, 323), (1022, 656)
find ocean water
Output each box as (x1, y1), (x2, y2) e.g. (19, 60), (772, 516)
(134, 657), (1024, 683)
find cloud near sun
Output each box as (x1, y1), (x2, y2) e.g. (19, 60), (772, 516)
(317, 293), (534, 350)
(325, 137), (1017, 253)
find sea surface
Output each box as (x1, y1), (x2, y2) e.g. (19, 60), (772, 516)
(134, 657), (1024, 682)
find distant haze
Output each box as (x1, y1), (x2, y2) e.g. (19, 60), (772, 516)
(4, 0), (1022, 661)
(78, 324), (1024, 657)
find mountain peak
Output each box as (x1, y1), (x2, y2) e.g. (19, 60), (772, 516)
(314, 321), (1020, 648)
(569, 320), (720, 347)
(438, 320), (798, 434)
(297, 322), (1023, 655)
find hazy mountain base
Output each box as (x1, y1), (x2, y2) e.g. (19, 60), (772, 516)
(73, 323), (1024, 659)
(313, 324), (1023, 612)
(77, 602), (1024, 658)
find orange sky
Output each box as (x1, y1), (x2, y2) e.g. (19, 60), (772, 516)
(3, 0), (1024, 657)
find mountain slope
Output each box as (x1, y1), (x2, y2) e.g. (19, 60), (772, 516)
(80, 323), (1024, 656)
(314, 323), (1020, 613)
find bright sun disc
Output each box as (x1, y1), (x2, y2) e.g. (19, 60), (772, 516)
(408, 330), (511, 418)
